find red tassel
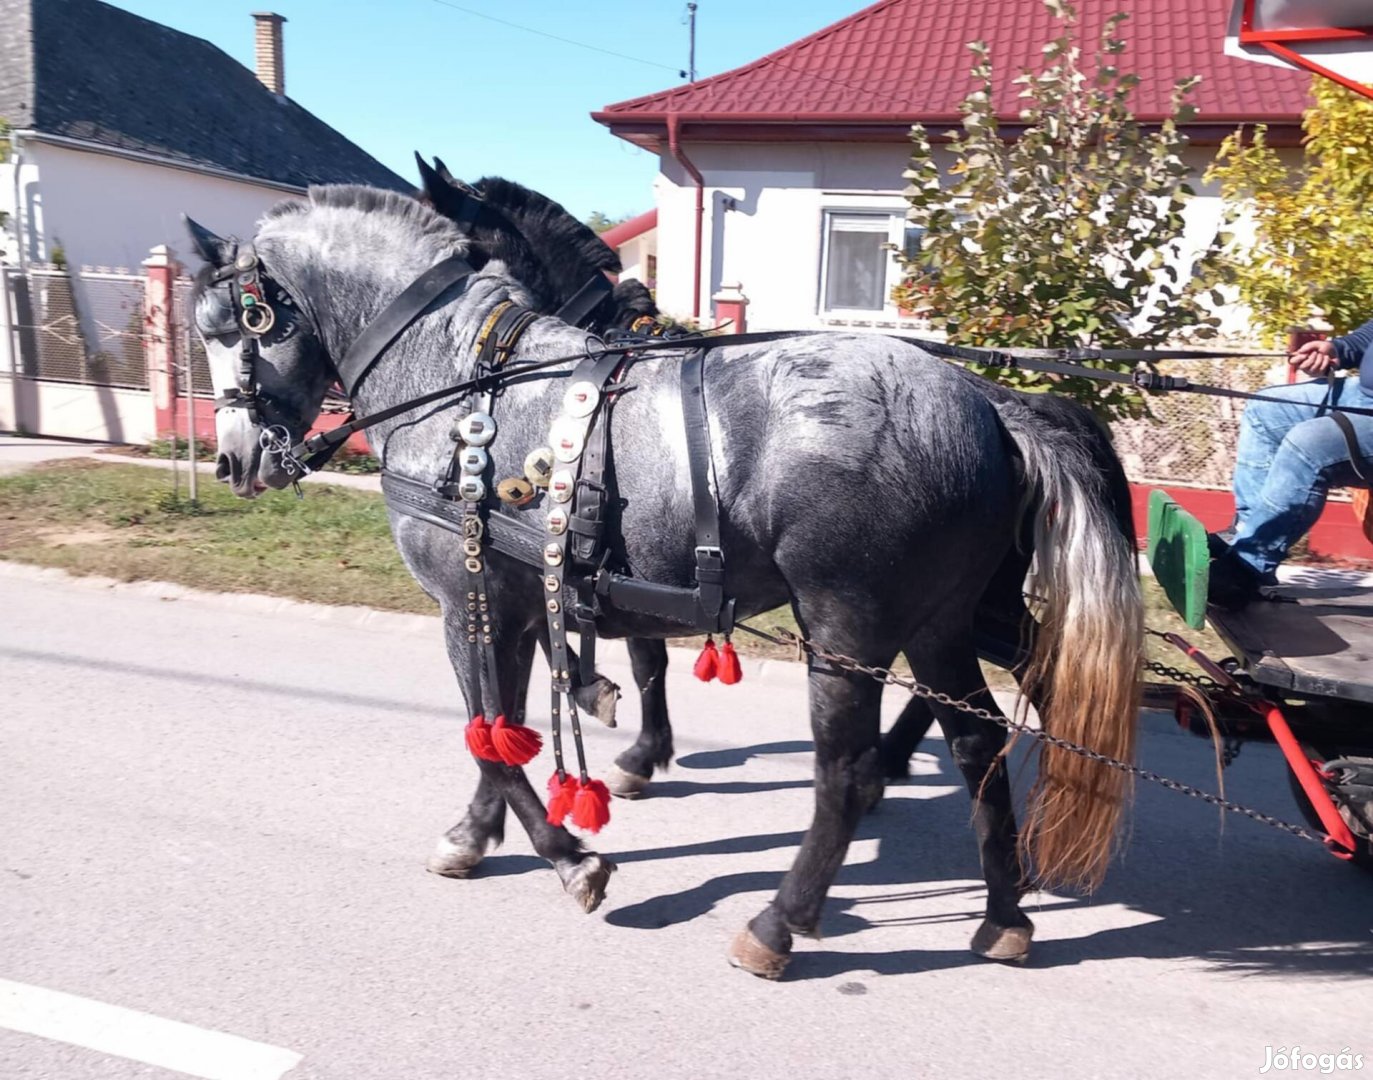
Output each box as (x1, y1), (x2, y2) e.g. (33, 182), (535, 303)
(465, 715), (501, 762)
(718, 640), (742, 685)
(693, 636), (719, 681)
(546, 772), (580, 827)
(490, 714), (542, 766)
(570, 778), (612, 833)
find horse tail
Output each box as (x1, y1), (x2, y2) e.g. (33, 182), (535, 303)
(996, 399), (1143, 892)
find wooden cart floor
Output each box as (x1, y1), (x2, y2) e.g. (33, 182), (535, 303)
(1207, 567), (1373, 703)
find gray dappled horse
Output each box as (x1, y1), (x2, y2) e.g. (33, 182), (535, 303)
(414, 164), (1138, 793)
(188, 185), (1143, 978)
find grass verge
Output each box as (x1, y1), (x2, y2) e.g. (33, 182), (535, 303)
(0, 461), (1226, 683)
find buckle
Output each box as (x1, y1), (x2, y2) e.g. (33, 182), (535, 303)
(695, 545), (724, 566)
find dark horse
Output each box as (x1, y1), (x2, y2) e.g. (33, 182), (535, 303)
(412, 161), (1138, 798)
(188, 185), (1143, 978)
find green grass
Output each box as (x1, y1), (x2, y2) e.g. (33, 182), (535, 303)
(0, 461), (432, 612)
(0, 461), (1229, 682)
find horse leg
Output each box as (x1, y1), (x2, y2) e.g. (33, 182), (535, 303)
(877, 696), (938, 781)
(427, 623), (535, 878)
(912, 637), (1034, 963)
(729, 639), (885, 979)
(605, 637), (673, 799)
(429, 614), (615, 912)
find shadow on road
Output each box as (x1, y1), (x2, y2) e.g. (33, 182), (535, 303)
(604, 737), (1373, 983)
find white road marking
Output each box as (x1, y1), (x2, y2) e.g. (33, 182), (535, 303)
(0, 978), (302, 1080)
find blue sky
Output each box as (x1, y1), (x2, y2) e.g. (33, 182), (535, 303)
(105, 0), (867, 221)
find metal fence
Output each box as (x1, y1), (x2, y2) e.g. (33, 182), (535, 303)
(8, 265), (149, 389)
(172, 276), (214, 396)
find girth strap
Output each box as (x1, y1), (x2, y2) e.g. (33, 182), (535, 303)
(681, 348), (730, 633)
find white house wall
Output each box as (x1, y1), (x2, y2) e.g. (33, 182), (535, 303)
(17, 142), (298, 271)
(652, 139), (1298, 338)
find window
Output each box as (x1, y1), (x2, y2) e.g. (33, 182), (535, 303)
(821, 213), (890, 312)
(818, 209), (914, 317)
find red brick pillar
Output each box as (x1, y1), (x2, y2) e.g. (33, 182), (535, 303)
(712, 282), (749, 334)
(143, 244), (180, 439)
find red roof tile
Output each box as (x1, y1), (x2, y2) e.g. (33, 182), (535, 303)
(594, 0), (1312, 138)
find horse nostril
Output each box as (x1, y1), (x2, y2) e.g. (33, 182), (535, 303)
(215, 454), (232, 482)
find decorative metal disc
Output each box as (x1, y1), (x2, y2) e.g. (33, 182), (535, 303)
(456, 411), (496, 447)
(546, 507), (569, 535)
(457, 475), (486, 502)
(548, 470), (575, 503)
(496, 477), (535, 506)
(524, 447), (555, 488)
(563, 380), (600, 419)
(549, 416), (586, 464)
(459, 446), (488, 474)
(543, 543), (564, 567)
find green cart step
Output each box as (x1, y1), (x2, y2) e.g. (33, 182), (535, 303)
(1146, 490), (1210, 630)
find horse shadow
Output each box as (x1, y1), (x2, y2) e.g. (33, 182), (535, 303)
(597, 734), (1373, 983)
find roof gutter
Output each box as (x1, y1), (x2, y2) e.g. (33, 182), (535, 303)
(13, 130), (307, 195)
(666, 114), (704, 321)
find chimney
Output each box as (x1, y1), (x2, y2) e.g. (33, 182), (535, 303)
(252, 12), (286, 96)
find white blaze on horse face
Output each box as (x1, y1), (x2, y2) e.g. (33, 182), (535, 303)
(202, 333), (263, 494)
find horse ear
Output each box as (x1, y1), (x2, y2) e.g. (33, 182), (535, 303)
(432, 156), (457, 185)
(414, 152), (446, 203)
(182, 215), (233, 266)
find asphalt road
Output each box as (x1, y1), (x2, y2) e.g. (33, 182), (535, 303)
(2, 567), (1371, 1080)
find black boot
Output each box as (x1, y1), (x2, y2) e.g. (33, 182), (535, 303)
(1207, 548), (1266, 611)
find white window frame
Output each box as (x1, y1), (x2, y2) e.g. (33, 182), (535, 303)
(816, 195), (913, 321)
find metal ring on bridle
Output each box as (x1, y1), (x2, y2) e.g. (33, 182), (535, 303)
(241, 304), (275, 336)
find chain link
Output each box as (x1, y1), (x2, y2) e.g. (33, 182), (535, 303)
(736, 622), (1329, 848)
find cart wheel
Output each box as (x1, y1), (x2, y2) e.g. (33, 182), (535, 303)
(1285, 744), (1373, 872)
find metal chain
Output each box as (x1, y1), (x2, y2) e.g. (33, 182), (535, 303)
(734, 622), (1328, 848)
(1143, 658), (1231, 696)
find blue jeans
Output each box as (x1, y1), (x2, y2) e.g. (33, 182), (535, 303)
(1230, 377), (1373, 575)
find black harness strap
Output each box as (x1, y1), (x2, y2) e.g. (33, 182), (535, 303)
(554, 275), (614, 330)
(1330, 410), (1373, 484)
(681, 348), (732, 633)
(334, 256), (475, 396)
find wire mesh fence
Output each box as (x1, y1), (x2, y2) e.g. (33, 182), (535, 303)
(1109, 354), (1291, 490)
(8, 266), (150, 389)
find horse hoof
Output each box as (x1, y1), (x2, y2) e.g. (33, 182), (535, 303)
(605, 763), (651, 800)
(573, 677), (620, 729)
(728, 928), (791, 980)
(970, 918), (1034, 963)
(426, 835), (484, 878)
(561, 854), (616, 914)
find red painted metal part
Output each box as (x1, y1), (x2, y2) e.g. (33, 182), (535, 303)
(1263, 705), (1358, 858)
(1159, 631), (1358, 858)
(1240, 0), (1373, 101)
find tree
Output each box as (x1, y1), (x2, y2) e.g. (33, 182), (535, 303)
(1207, 77), (1373, 345)
(892, 0), (1221, 419)
(584, 210), (630, 234)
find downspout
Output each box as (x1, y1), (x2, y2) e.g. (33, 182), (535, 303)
(9, 131), (25, 272)
(666, 114), (704, 321)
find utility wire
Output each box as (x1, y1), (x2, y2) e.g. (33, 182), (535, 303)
(423, 0), (686, 77)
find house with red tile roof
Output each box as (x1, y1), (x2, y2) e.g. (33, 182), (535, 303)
(594, 0), (1312, 332)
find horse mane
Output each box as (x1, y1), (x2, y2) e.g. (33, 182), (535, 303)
(473, 177), (622, 277)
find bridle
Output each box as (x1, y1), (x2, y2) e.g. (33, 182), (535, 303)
(204, 240), (479, 479)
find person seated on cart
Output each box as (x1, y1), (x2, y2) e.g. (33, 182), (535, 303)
(1209, 318), (1373, 608)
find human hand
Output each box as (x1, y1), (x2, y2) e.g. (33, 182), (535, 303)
(1288, 339), (1338, 376)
